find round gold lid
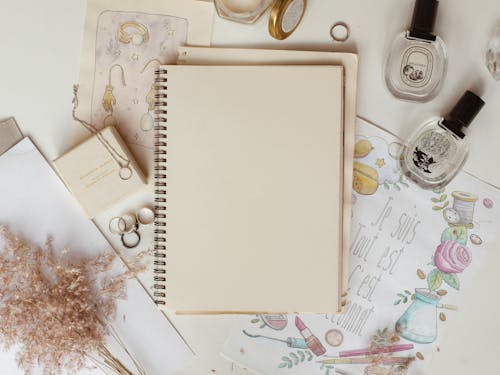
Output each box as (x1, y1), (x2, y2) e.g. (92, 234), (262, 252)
(268, 0), (307, 40)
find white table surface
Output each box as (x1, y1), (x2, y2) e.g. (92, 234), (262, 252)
(0, 1), (499, 374)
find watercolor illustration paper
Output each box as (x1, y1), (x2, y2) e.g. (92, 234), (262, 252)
(88, 11), (187, 149)
(220, 118), (500, 375)
(74, 0), (214, 180)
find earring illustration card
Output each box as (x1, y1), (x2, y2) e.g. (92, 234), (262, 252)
(154, 65), (345, 313)
(220, 118), (500, 375)
(74, 0), (214, 179)
(0, 138), (192, 374)
(54, 126), (147, 218)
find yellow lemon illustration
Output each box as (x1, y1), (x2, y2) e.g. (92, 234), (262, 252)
(354, 139), (372, 158)
(353, 162), (379, 195)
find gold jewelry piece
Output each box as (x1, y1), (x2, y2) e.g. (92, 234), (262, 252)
(121, 230), (141, 249)
(117, 22), (150, 45)
(136, 207), (155, 226)
(73, 85), (133, 181)
(109, 216), (127, 235)
(120, 213), (137, 233)
(108, 207), (155, 245)
(269, 0), (307, 40)
(102, 64), (127, 113)
(330, 21), (350, 42)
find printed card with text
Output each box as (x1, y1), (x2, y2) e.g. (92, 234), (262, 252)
(221, 118), (500, 375)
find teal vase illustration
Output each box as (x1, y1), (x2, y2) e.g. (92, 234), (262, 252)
(395, 288), (452, 344)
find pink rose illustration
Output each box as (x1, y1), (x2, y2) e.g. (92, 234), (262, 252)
(434, 240), (472, 273)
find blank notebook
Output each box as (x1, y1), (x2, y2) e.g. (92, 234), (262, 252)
(154, 65), (344, 314)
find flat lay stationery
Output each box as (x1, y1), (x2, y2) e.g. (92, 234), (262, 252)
(220, 118), (500, 375)
(153, 64), (346, 313)
(1, 0), (499, 374)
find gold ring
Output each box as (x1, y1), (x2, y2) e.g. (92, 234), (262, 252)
(330, 22), (350, 42)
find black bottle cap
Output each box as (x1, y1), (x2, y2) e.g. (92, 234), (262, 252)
(409, 0), (439, 41)
(442, 91), (485, 139)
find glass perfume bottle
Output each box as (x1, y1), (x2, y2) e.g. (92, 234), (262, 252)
(214, 0), (275, 24)
(486, 23), (500, 81)
(385, 0), (447, 102)
(400, 91), (485, 189)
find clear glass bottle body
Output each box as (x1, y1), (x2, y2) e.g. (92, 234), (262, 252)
(486, 24), (500, 80)
(214, 0), (275, 24)
(400, 118), (468, 189)
(385, 31), (447, 102)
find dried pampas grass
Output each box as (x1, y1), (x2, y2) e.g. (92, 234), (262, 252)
(0, 226), (147, 375)
(366, 328), (415, 375)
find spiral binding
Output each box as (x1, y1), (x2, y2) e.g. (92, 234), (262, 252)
(153, 68), (168, 306)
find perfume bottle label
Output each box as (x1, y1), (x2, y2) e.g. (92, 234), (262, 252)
(400, 46), (434, 88)
(412, 131), (450, 174)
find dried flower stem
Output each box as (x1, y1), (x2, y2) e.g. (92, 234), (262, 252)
(97, 345), (133, 375)
(366, 328), (415, 374)
(105, 322), (147, 375)
(0, 226), (148, 375)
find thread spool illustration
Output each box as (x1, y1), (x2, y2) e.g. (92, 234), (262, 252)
(451, 191), (477, 228)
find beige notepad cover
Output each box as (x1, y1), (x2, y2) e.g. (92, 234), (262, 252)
(177, 47), (358, 310)
(159, 65), (344, 313)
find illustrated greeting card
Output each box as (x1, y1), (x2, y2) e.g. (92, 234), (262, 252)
(89, 11), (187, 149)
(74, 0), (214, 178)
(220, 118), (500, 375)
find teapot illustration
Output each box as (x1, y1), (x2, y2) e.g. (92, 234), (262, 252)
(395, 288), (457, 344)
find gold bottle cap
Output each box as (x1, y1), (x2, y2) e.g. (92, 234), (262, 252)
(268, 0), (307, 40)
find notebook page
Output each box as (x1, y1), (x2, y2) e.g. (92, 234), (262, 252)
(161, 65), (344, 313)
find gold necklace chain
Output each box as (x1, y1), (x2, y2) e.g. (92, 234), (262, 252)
(72, 85), (132, 180)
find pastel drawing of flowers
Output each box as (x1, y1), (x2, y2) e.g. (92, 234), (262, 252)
(440, 226), (467, 245)
(434, 240), (472, 274)
(427, 240), (472, 292)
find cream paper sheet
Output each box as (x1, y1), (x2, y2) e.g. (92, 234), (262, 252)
(177, 46), (358, 309)
(74, 0), (214, 181)
(160, 65), (345, 313)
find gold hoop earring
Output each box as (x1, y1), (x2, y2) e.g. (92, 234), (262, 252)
(117, 21), (150, 45)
